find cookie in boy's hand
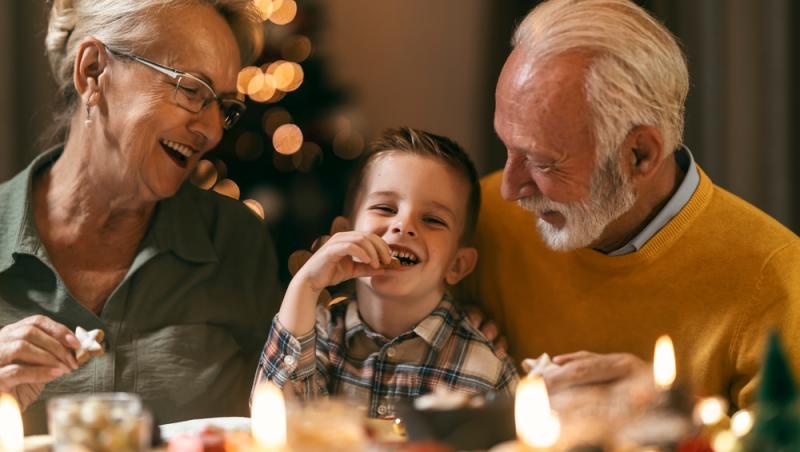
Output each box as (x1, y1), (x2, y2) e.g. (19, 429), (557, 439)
(382, 256), (404, 270)
(74, 326), (105, 365)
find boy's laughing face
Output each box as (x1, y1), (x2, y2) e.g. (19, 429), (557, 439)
(352, 152), (476, 300)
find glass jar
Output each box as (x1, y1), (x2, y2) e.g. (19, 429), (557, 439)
(47, 393), (152, 452)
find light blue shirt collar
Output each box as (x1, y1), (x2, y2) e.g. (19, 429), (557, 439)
(607, 146), (699, 256)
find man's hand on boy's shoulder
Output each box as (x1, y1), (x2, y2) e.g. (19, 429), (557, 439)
(463, 305), (507, 353)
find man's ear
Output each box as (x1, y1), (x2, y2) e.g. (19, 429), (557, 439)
(621, 125), (665, 180)
(73, 37), (108, 104)
(445, 247), (478, 286)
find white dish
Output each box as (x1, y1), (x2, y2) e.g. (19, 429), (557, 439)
(159, 416), (251, 440)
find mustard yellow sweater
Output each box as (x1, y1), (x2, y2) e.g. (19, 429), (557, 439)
(465, 168), (800, 409)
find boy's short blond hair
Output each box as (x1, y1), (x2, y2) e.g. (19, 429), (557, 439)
(344, 127), (481, 243)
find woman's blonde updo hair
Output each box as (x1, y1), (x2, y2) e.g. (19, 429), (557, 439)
(44, 0), (263, 139)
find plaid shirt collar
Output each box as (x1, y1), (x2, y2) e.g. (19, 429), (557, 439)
(342, 293), (460, 351)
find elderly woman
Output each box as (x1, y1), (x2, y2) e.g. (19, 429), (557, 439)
(0, 0), (280, 433)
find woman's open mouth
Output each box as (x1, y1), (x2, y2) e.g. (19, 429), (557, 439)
(160, 139), (195, 169)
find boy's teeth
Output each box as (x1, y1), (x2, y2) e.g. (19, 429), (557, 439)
(390, 250), (419, 264)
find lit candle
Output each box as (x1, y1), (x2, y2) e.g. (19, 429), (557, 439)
(653, 335), (676, 390)
(516, 375), (560, 449)
(250, 383), (287, 450)
(0, 393), (23, 452)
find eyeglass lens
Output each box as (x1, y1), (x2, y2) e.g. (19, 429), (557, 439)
(174, 76), (244, 129)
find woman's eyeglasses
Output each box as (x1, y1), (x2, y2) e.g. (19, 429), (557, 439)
(105, 46), (246, 130)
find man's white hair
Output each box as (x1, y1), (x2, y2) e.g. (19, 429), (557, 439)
(512, 0), (689, 161)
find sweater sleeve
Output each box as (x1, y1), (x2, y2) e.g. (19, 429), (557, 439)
(729, 240), (800, 409)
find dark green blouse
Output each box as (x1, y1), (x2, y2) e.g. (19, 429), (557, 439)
(0, 148), (281, 433)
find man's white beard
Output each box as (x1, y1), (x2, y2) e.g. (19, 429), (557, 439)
(517, 152), (636, 252)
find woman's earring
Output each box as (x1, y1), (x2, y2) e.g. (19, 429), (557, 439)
(84, 78), (97, 126)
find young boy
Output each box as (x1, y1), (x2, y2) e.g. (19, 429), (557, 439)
(254, 127), (518, 418)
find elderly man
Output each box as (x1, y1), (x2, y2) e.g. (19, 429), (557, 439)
(467, 0), (800, 410)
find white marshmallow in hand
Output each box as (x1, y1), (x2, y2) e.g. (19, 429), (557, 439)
(74, 326), (105, 365)
(521, 353), (559, 377)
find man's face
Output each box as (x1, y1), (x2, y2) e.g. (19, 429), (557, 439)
(494, 50), (636, 251)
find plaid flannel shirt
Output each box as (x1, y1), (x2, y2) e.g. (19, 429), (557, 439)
(253, 295), (519, 418)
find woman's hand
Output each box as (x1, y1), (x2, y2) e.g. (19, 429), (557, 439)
(0, 315), (80, 409)
(294, 231), (393, 294)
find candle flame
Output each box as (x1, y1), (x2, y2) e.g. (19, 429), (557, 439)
(251, 382), (287, 448)
(515, 375), (560, 448)
(0, 393), (23, 452)
(653, 335), (676, 390)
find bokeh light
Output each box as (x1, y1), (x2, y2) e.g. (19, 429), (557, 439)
(273, 123), (303, 155)
(248, 186), (286, 224)
(189, 159), (218, 190)
(243, 198), (266, 220)
(262, 108), (293, 135)
(269, 0), (297, 25)
(249, 74), (278, 103)
(281, 35), (312, 62)
(297, 142), (322, 173)
(253, 0), (274, 21)
(284, 63), (304, 92)
(330, 216), (350, 235)
(237, 66), (262, 94)
(288, 249), (312, 275)
(213, 178), (241, 200)
(332, 130), (365, 160)
(212, 159), (228, 180)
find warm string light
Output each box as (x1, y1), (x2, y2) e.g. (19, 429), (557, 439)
(730, 409), (754, 437)
(694, 397), (727, 426)
(281, 35), (312, 62)
(189, 159), (218, 190)
(273, 124), (304, 155)
(213, 178), (241, 200)
(243, 199), (266, 220)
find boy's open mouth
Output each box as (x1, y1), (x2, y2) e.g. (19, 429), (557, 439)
(390, 249), (420, 266)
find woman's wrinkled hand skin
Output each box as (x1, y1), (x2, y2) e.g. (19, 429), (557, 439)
(0, 315), (80, 409)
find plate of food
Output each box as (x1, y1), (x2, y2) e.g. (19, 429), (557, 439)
(159, 417), (251, 441)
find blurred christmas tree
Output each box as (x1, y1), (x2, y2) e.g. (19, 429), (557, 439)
(190, 0), (366, 285)
(742, 330), (800, 451)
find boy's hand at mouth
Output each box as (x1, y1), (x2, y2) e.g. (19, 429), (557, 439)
(294, 231), (394, 294)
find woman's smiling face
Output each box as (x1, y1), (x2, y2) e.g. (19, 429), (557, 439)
(94, 4), (241, 201)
